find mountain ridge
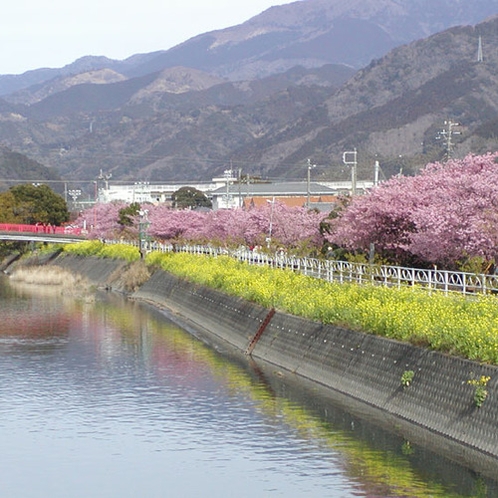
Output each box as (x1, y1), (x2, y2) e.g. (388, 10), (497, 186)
(0, 1), (497, 186)
(2, 0), (497, 96)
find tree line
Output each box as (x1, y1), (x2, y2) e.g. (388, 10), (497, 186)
(4, 153), (498, 273)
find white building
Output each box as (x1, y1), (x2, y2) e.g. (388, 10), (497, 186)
(98, 175), (373, 210)
(99, 174), (237, 205)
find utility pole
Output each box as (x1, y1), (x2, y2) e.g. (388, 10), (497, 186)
(438, 120), (461, 161)
(342, 149), (357, 195)
(223, 169), (233, 209)
(266, 197), (275, 248)
(306, 158), (316, 208)
(374, 160), (380, 187)
(367, 158), (381, 264)
(238, 168), (242, 208)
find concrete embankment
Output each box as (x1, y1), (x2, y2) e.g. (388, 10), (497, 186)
(19, 253), (498, 469)
(133, 268), (498, 458)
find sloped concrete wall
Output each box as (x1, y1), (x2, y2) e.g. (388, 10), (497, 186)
(134, 269), (270, 351)
(256, 313), (498, 457)
(132, 269), (498, 459)
(43, 254), (498, 460)
(48, 254), (128, 288)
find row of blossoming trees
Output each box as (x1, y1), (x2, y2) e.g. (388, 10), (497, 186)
(76, 200), (327, 256)
(75, 153), (498, 271)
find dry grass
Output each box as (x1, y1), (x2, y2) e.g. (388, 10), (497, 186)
(109, 260), (151, 292)
(10, 266), (91, 294)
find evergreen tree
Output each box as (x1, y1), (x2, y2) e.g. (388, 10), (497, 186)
(0, 184), (69, 225)
(171, 187), (212, 209)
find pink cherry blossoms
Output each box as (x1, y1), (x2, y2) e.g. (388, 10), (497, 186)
(327, 153), (498, 269)
(74, 201), (128, 239)
(75, 200), (327, 253)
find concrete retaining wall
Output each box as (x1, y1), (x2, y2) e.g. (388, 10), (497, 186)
(48, 254), (129, 290)
(46, 254), (498, 461)
(257, 313), (498, 456)
(133, 269), (498, 460)
(135, 269), (271, 351)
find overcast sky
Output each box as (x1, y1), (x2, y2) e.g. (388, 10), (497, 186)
(1, 0), (295, 75)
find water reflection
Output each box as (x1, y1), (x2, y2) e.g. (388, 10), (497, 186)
(0, 275), (496, 497)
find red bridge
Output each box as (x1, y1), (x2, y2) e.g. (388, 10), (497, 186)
(0, 223), (85, 243)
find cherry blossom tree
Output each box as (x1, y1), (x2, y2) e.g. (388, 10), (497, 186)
(147, 206), (200, 241)
(75, 195), (329, 255)
(146, 202), (327, 253)
(199, 208), (252, 245)
(270, 203), (326, 248)
(327, 153), (498, 269)
(74, 201), (129, 239)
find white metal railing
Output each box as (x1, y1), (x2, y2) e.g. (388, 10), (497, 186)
(110, 239), (498, 296)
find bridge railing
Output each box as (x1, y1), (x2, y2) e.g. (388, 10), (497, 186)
(0, 223), (82, 235)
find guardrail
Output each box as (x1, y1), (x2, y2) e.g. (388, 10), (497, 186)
(0, 223), (82, 236)
(134, 241), (498, 297)
(2, 225), (490, 295)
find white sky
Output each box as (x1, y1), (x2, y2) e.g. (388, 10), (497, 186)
(1, 0), (295, 75)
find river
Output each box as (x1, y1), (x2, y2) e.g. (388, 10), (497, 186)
(0, 274), (496, 497)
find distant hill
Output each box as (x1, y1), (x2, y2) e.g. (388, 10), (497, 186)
(224, 16), (498, 180)
(0, 63), (355, 181)
(124, 0), (498, 81)
(0, 146), (63, 192)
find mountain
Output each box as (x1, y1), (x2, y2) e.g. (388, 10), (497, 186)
(1, 0), (497, 97)
(0, 1), (497, 186)
(0, 61), (355, 181)
(0, 146), (63, 192)
(227, 16), (498, 180)
(124, 0), (498, 81)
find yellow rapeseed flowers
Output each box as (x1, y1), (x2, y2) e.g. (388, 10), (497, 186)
(68, 244), (498, 365)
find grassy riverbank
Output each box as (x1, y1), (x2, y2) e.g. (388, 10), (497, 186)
(64, 241), (498, 365)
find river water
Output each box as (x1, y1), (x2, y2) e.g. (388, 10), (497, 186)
(0, 274), (497, 498)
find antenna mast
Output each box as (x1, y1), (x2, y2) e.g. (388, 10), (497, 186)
(477, 35), (484, 62)
(438, 120), (461, 161)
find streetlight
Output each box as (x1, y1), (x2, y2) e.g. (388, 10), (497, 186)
(97, 169), (112, 202)
(306, 158), (316, 208)
(138, 209), (149, 258)
(68, 189), (81, 208)
(266, 197), (275, 248)
(342, 149), (357, 196)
